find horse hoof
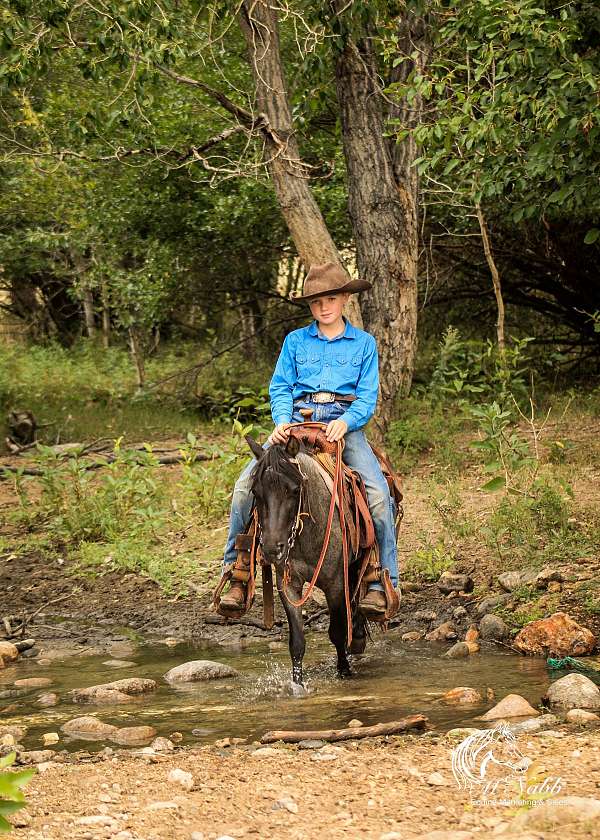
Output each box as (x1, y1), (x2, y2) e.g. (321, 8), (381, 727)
(337, 666), (352, 679)
(290, 681), (309, 697)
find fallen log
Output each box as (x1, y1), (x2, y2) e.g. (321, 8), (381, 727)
(0, 453), (212, 478)
(260, 714), (428, 744)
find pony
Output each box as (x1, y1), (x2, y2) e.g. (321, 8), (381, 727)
(246, 435), (367, 688)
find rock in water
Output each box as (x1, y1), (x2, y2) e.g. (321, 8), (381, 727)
(513, 612), (596, 657)
(442, 687), (483, 705)
(425, 622), (457, 642)
(478, 693), (539, 720)
(61, 716), (119, 739)
(479, 614), (508, 641)
(111, 726), (157, 745)
(14, 677), (53, 689)
(36, 693), (59, 707)
(163, 661), (239, 683)
(0, 642), (19, 663)
(476, 593), (510, 616)
(437, 572), (474, 594)
(70, 678), (156, 704)
(445, 642), (470, 659)
(543, 674), (600, 711)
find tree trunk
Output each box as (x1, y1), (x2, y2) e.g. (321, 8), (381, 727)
(101, 282), (111, 348)
(334, 10), (431, 440)
(128, 326), (145, 390)
(238, 1), (361, 326)
(82, 286), (96, 339)
(476, 204), (505, 354)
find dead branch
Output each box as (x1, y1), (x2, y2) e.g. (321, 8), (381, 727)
(0, 452), (212, 479)
(260, 714), (429, 744)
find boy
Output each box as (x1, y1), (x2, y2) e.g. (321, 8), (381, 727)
(219, 261), (399, 616)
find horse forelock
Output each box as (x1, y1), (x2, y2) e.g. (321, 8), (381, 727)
(250, 444), (303, 495)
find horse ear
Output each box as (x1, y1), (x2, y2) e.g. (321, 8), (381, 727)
(286, 435), (300, 458)
(246, 435), (264, 461)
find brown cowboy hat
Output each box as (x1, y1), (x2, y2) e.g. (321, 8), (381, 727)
(291, 261), (371, 302)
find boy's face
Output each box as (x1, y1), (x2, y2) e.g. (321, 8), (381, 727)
(308, 293), (350, 325)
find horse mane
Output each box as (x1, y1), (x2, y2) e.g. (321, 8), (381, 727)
(250, 444), (303, 495)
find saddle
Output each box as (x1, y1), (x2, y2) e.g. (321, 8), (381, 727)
(213, 420), (403, 630)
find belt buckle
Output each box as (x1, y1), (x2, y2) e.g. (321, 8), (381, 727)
(312, 392), (335, 404)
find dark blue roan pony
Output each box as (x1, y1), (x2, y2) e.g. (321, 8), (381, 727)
(246, 434), (367, 688)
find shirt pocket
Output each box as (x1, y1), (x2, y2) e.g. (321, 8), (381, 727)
(295, 348), (319, 377)
(336, 353), (348, 365)
(351, 353), (362, 367)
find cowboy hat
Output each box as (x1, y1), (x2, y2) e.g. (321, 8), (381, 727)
(291, 261), (371, 302)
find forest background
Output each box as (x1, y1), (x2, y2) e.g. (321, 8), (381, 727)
(0, 1), (599, 628)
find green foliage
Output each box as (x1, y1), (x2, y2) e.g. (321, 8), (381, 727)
(0, 754), (35, 834)
(428, 327), (533, 406)
(391, 0), (600, 221)
(386, 395), (467, 473)
(405, 538), (456, 582)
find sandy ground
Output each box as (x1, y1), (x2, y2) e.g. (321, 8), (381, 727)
(11, 729), (600, 840)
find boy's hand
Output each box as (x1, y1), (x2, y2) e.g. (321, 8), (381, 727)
(269, 423), (291, 445)
(325, 418), (348, 442)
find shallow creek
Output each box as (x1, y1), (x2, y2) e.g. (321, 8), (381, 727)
(2, 635), (563, 752)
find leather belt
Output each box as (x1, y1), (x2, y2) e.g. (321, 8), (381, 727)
(305, 392), (356, 404)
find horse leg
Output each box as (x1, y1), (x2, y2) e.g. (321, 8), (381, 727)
(326, 592), (351, 677)
(277, 574), (306, 689)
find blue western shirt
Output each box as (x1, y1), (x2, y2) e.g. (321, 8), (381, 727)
(269, 319), (379, 433)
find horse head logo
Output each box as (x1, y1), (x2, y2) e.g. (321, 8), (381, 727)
(451, 724), (532, 792)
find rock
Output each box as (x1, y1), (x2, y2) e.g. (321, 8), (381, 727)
(167, 768), (194, 791)
(111, 726), (157, 745)
(446, 728), (482, 739)
(402, 631), (424, 641)
(151, 737), (175, 752)
(0, 725), (26, 739)
(77, 815), (118, 827)
(476, 593), (510, 616)
(509, 717), (546, 734)
(566, 708), (600, 724)
(163, 660), (239, 683)
(19, 750), (56, 764)
(298, 740), (326, 750)
(14, 677), (53, 689)
(426, 621), (457, 642)
(61, 716), (119, 739)
(163, 637), (181, 646)
(71, 677), (156, 704)
(465, 641), (480, 654)
(452, 606), (467, 620)
(543, 673), (600, 710)
(513, 612), (596, 657)
(464, 626), (479, 642)
(273, 797), (298, 814)
(102, 660), (135, 668)
(0, 656), (4, 670)
(479, 613), (508, 641)
(415, 610), (437, 622)
(252, 747), (281, 757)
(170, 731), (184, 742)
(0, 642), (19, 663)
(445, 642), (470, 659)
(42, 732), (59, 746)
(417, 832), (475, 840)
(36, 692), (59, 707)
(427, 771), (450, 786)
(442, 687), (483, 705)
(437, 572), (474, 595)
(509, 796), (600, 830)
(347, 719), (363, 728)
(146, 801), (180, 811)
(536, 567), (564, 588)
(479, 693), (539, 720)
(497, 569), (536, 591)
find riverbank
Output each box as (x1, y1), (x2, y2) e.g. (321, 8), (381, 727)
(14, 728), (600, 839)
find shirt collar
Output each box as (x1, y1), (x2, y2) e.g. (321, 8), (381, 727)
(309, 318), (357, 341)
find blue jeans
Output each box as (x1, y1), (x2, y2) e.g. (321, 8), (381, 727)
(222, 400), (398, 589)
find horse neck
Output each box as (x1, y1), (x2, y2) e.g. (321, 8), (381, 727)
(296, 453), (338, 538)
